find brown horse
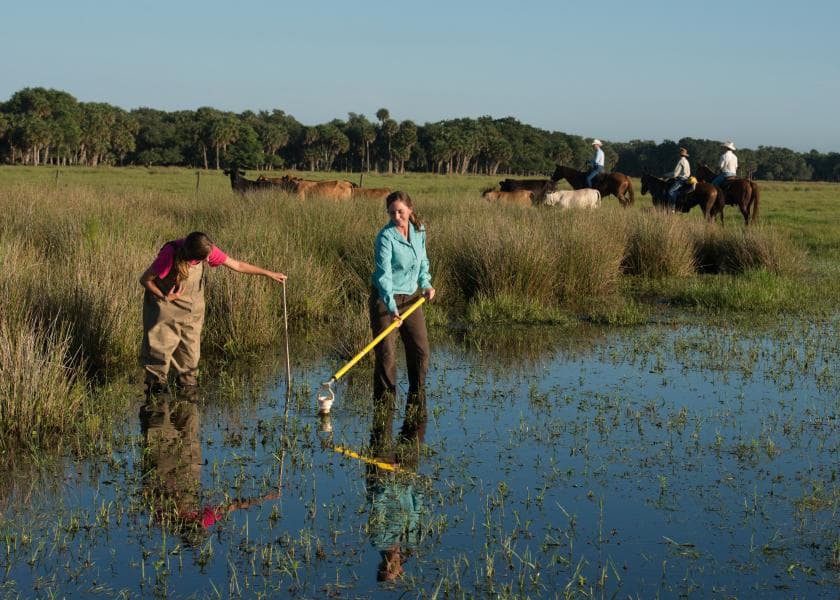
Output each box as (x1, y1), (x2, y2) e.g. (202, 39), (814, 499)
(551, 165), (635, 207)
(640, 173), (724, 223)
(696, 164), (759, 226)
(680, 183), (726, 223)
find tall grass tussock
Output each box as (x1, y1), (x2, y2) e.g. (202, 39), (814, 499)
(0, 312), (87, 452)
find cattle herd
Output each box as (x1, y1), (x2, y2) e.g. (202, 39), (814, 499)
(225, 164), (753, 223)
(224, 166), (391, 201)
(225, 165), (606, 211)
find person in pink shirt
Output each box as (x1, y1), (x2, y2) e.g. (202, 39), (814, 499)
(139, 231), (286, 394)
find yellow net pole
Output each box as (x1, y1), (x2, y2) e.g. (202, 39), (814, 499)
(330, 296), (426, 383)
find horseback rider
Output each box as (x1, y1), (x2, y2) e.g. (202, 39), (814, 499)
(711, 141), (738, 187)
(664, 147), (691, 212)
(585, 139), (605, 188)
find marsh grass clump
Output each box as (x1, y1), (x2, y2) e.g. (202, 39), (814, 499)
(622, 212), (696, 278)
(452, 213), (560, 306)
(585, 296), (651, 326)
(0, 312), (88, 452)
(552, 209), (626, 304)
(466, 292), (572, 325)
(692, 226), (804, 275)
(668, 269), (801, 313)
(41, 238), (143, 374)
(450, 208), (626, 315)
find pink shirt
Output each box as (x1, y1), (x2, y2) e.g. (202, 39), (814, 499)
(149, 238), (228, 279)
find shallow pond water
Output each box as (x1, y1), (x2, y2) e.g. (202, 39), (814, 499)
(1, 321), (838, 598)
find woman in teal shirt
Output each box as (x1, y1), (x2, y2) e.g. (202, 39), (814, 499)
(369, 191), (435, 451)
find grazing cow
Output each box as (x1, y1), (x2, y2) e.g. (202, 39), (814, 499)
(481, 189), (535, 207)
(287, 178), (355, 200)
(224, 167), (277, 194)
(351, 187), (392, 201)
(542, 189), (601, 209)
(499, 178), (556, 201)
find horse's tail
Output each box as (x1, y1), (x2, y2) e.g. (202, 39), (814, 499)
(626, 177), (635, 207)
(750, 182), (760, 224)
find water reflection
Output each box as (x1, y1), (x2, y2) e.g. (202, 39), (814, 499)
(367, 396), (428, 582)
(5, 318), (837, 598)
(139, 398), (278, 544)
(444, 324), (609, 373)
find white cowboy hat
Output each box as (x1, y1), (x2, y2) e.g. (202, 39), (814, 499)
(679, 147), (689, 157)
(721, 141), (736, 151)
(591, 139), (602, 146)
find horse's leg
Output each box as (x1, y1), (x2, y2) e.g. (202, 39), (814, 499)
(619, 184), (628, 207)
(739, 201), (749, 226)
(740, 185), (753, 226)
(611, 186), (622, 207)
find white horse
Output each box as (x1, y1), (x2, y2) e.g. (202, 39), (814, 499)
(542, 189), (601, 209)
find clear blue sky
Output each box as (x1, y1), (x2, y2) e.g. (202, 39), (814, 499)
(2, 0), (838, 152)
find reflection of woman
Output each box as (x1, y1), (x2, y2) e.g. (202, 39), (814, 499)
(140, 399), (207, 541)
(366, 407), (428, 582)
(140, 399), (279, 543)
(369, 192), (434, 450)
(140, 231), (286, 394)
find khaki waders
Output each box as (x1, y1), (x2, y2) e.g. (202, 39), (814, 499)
(141, 259), (206, 388)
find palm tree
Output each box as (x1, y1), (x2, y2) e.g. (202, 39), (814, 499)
(393, 120), (417, 173)
(209, 114), (240, 170)
(375, 108), (399, 172)
(195, 107), (220, 170)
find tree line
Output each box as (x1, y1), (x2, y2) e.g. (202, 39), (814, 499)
(2, 87), (839, 181)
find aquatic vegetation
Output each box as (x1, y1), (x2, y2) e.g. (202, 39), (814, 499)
(0, 319), (836, 596)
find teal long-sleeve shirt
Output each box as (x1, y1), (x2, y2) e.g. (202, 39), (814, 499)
(372, 222), (432, 314)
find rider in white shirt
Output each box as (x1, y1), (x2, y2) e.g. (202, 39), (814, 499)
(711, 141), (738, 186)
(665, 147), (691, 211)
(585, 139), (605, 188)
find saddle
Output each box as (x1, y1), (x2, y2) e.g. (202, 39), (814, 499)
(665, 178), (695, 197)
(591, 173), (607, 186)
(718, 176), (740, 191)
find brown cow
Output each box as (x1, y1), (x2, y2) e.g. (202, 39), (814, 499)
(261, 175), (355, 200)
(481, 189), (535, 207)
(291, 178), (355, 200)
(351, 187), (392, 201)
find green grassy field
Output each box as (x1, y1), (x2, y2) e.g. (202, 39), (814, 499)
(3, 164), (836, 250)
(0, 165), (837, 452)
